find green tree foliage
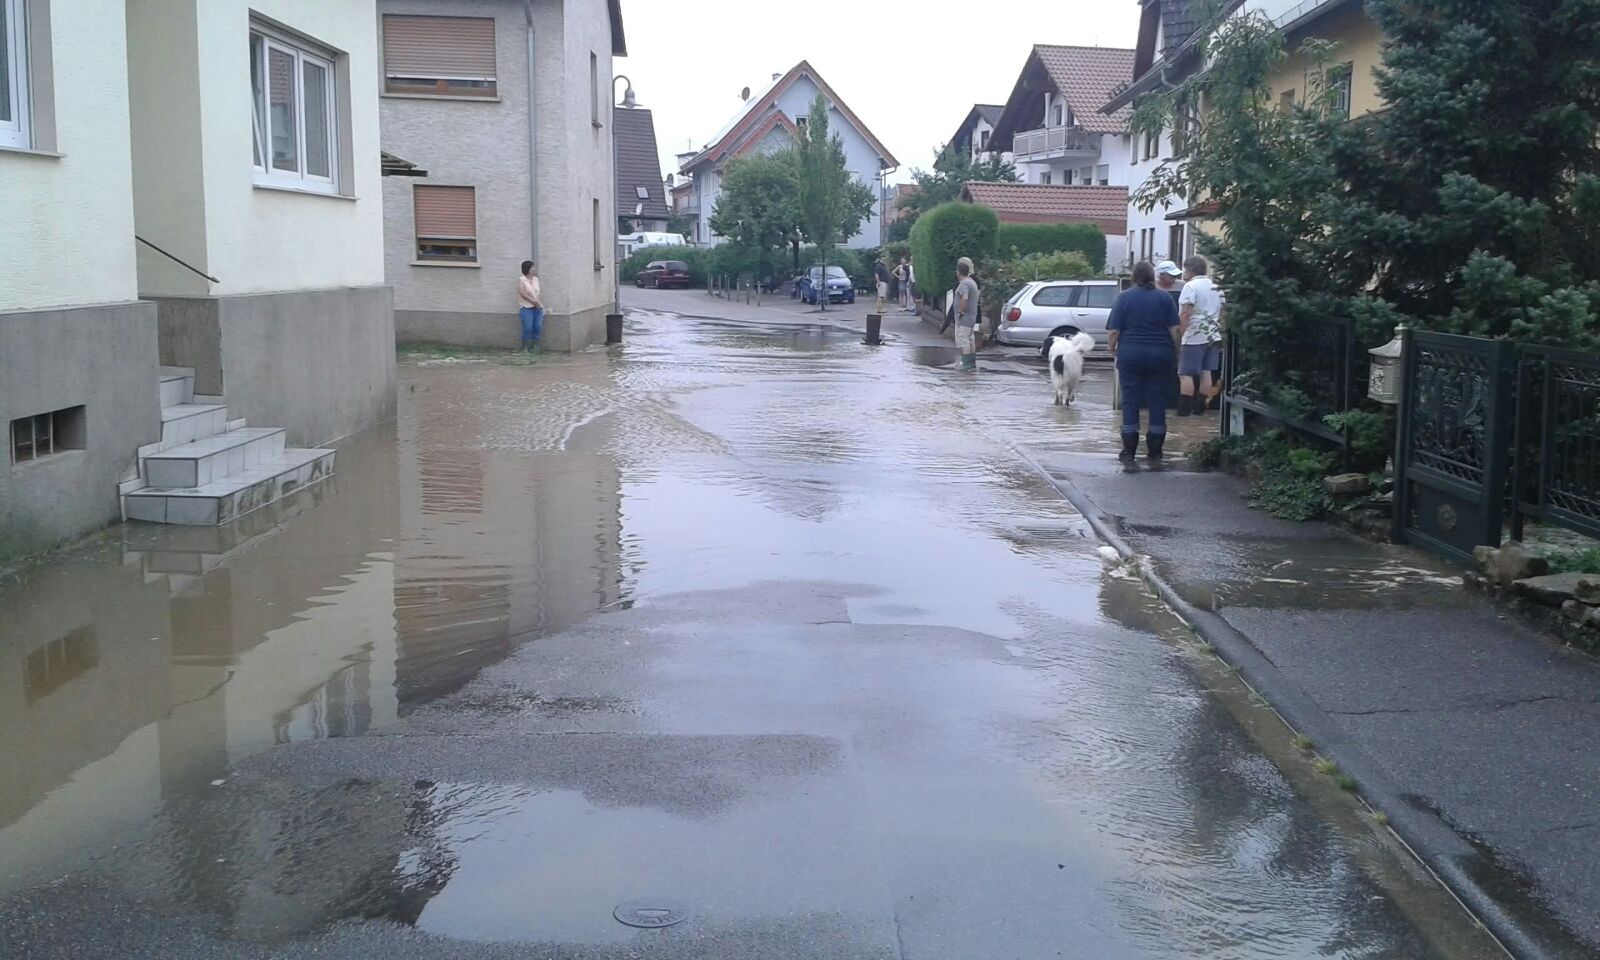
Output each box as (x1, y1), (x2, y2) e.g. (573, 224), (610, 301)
(898, 147), (1018, 229)
(981, 251), (1096, 319)
(910, 202), (999, 299)
(796, 94), (875, 307)
(707, 151), (801, 277)
(621, 245), (708, 285)
(1323, 0), (1600, 344)
(995, 222), (1107, 271)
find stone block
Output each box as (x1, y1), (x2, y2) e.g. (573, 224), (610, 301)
(1562, 598), (1591, 622)
(1573, 576), (1600, 605)
(1474, 545), (1497, 577)
(1513, 571), (1590, 607)
(1494, 540), (1549, 586)
(1325, 473), (1372, 496)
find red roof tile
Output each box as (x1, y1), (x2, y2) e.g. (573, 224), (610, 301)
(961, 182), (1129, 234)
(1034, 45), (1138, 134)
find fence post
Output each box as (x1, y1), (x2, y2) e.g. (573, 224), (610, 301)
(1391, 327), (1416, 544)
(1480, 338), (1517, 550)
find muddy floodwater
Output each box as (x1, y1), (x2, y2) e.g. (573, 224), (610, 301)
(0, 305), (1504, 958)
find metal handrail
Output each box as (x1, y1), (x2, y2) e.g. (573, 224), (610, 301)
(136, 235), (219, 284)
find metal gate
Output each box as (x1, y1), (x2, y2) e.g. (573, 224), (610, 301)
(1393, 330), (1516, 564)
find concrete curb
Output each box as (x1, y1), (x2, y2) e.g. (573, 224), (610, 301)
(1007, 443), (1564, 960)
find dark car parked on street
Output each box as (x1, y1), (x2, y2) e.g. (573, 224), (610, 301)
(795, 265), (856, 305)
(635, 260), (693, 289)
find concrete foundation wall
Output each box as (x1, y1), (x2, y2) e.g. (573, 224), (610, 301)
(155, 286), (397, 446)
(396, 305), (602, 352)
(0, 301), (161, 562)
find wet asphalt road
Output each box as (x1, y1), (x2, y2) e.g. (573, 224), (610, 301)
(0, 298), (1505, 958)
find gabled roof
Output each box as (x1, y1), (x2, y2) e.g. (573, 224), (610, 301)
(1107, 0), (1233, 113)
(947, 104), (1006, 155)
(961, 182), (1129, 234)
(680, 61), (898, 173)
(992, 45), (1137, 147)
(608, 0), (627, 56)
(614, 107), (671, 221)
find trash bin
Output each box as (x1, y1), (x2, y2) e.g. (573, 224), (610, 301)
(864, 313), (882, 345)
(605, 313), (624, 345)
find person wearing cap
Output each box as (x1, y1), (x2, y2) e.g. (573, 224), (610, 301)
(1155, 260), (1184, 305)
(1177, 255), (1224, 416)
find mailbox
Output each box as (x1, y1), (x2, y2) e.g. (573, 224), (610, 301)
(1368, 325), (1406, 405)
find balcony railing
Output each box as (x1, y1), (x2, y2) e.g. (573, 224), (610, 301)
(1012, 125), (1099, 162)
(678, 195), (700, 214)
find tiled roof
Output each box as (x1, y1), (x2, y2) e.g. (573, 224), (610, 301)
(948, 104), (1009, 155)
(961, 182), (1129, 233)
(1034, 45), (1138, 134)
(976, 104), (1004, 127)
(614, 107), (671, 221)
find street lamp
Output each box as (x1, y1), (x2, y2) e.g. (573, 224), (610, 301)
(607, 74), (635, 345)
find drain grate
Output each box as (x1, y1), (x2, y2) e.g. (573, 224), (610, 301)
(613, 899), (690, 929)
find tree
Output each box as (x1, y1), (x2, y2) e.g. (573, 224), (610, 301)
(795, 94), (875, 308)
(707, 150), (801, 276)
(666, 213), (695, 238)
(898, 148), (1018, 228)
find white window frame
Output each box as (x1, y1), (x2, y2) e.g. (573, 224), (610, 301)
(251, 26), (339, 195)
(1, 0), (31, 150)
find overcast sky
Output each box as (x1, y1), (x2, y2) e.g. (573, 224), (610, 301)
(617, 0), (1144, 185)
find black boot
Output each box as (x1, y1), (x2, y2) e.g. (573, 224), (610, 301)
(1176, 394), (1194, 417)
(1146, 433), (1166, 461)
(1119, 433), (1139, 462)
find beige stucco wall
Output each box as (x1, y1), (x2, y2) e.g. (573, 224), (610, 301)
(1271, 1), (1387, 118)
(550, 0), (617, 323)
(0, 0), (139, 311)
(129, 0), (385, 298)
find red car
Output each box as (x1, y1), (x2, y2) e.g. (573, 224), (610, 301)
(635, 260), (692, 289)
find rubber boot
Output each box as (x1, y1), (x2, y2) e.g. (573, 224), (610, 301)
(1176, 394), (1194, 417)
(1146, 432), (1166, 461)
(1119, 433), (1139, 462)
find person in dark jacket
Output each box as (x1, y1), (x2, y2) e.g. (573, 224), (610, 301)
(1107, 261), (1181, 461)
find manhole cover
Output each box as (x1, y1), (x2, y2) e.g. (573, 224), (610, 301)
(613, 899), (690, 929)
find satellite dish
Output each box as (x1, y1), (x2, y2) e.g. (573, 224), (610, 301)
(740, 86), (751, 101)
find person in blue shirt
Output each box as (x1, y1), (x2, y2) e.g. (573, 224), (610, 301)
(1107, 261), (1181, 461)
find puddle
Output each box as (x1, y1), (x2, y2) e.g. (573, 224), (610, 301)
(0, 309), (1505, 959)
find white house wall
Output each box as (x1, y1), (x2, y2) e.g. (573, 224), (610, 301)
(554, 0), (619, 325)
(0, 0), (139, 311)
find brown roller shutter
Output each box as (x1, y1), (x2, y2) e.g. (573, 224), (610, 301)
(384, 16), (496, 95)
(414, 186), (476, 237)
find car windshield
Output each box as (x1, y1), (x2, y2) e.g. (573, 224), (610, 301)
(809, 266), (849, 280)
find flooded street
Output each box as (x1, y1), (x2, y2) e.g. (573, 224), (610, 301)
(0, 302), (1503, 958)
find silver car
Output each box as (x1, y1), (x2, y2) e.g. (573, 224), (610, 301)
(993, 279), (1122, 350)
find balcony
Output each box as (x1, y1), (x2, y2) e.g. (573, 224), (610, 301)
(1012, 125), (1100, 162)
(678, 195), (700, 215)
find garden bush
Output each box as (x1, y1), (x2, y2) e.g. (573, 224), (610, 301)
(981, 251), (1096, 319)
(910, 202), (999, 300)
(995, 222), (1106, 272)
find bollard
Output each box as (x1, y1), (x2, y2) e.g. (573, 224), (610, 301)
(606, 313), (624, 345)
(864, 313), (882, 346)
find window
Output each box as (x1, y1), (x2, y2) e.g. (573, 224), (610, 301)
(1032, 286), (1079, 308)
(979, 129), (990, 149)
(1327, 63), (1353, 119)
(590, 51), (599, 126)
(1079, 167), (1092, 183)
(1095, 164), (1109, 185)
(382, 15), (496, 98)
(11, 405), (84, 464)
(1041, 171), (1052, 185)
(1142, 130), (1158, 160)
(1279, 88), (1296, 112)
(1, 0), (28, 148)
(251, 26), (339, 193)
(413, 185), (477, 262)
(1052, 103), (1064, 127)
(593, 197), (603, 269)
(1172, 104), (1189, 156)
(795, 115), (807, 133)
(1083, 285), (1118, 308)
(1169, 225), (1185, 261)
(635, 185), (650, 201)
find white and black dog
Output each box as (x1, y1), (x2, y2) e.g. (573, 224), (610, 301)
(1042, 332), (1096, 406)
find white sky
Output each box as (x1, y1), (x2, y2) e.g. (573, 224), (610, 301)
(616, 0), (1144, 185)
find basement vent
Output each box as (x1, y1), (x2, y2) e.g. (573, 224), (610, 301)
(11, 405), (86, 464)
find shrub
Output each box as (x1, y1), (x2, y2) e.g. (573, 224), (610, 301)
(622, 245), (707, 284)
(981, 251), (1096, 319)
(911, 202), (999, 300)
(1323, 410), (1392, 473)
(799, 245), (871, 290)
(995, 222), (1107, 272)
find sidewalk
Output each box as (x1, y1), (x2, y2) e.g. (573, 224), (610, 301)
(1023, 447), (1600, 960)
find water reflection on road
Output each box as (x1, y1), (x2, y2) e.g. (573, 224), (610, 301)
(0, 306), (1502, 958)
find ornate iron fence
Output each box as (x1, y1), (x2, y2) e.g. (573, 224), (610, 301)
(1220, 316), (1362, 456)
(1511, 345), (1600, 541)
(1393, 331), (1516, 564)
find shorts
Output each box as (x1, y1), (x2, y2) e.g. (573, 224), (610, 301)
(877, 281), (889, 299)
(953, 324), (976, 355)
(1179, 342), (1221, 376)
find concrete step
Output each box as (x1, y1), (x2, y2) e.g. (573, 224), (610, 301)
(158, 403), (229, 448)
(141, 427), (286, 489)
(123, 448), (335, 526)
(159, 369), (196, 408)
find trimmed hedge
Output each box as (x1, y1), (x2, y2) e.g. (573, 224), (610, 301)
(621, 245), (707, 284)
(911, 202), (999, 299)
(995, 222), (1106, 272)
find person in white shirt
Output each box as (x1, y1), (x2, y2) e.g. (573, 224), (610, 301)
(1176, 255), (1224, 416)
(517, 260), (543, 351)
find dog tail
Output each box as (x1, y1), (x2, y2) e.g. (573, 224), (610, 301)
(1052, 353), (1065, 375)
(1069, 331), (1095, 355)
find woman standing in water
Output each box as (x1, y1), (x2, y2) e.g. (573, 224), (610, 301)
(1106, 261), (1180, 461)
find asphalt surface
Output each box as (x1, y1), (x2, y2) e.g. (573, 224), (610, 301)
(0, 289), (1506, 958)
